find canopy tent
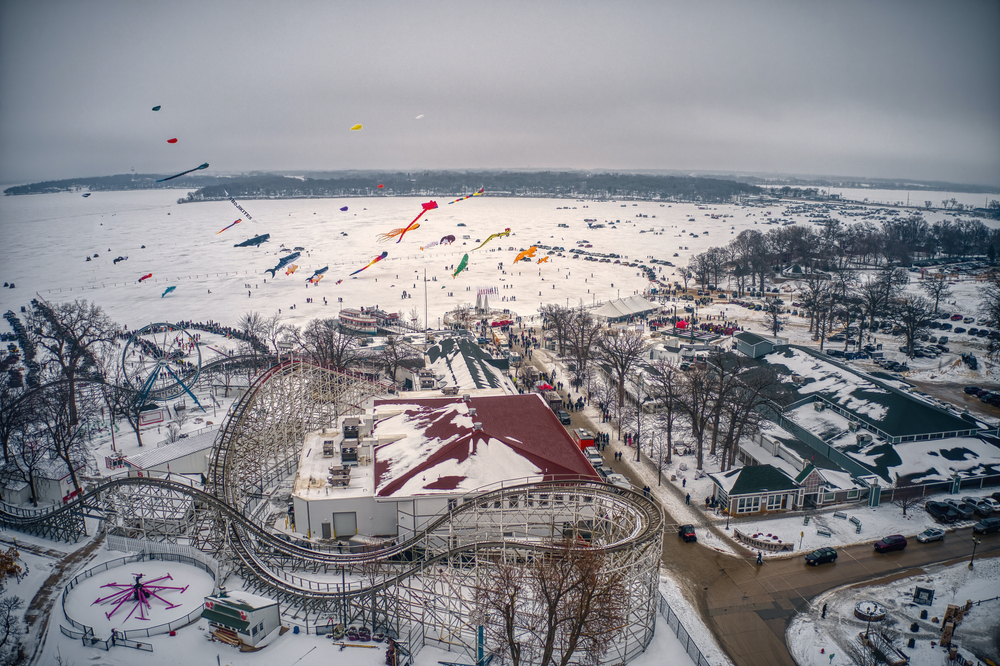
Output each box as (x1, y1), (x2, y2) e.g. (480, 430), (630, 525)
(592, 296), (659, 321)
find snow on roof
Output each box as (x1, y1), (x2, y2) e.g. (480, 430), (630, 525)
(593, 296), (659, 320)
(424, 335), (516, 392)
(373, 393), (599, 498)
(848, 435), (1000, 482)
(710, 464), (799, 496)
(209, 589), (278, 610)
(763, 346), (975, 437)
(124, 429), (217, 470)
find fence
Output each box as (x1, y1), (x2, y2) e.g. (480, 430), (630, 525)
(657, 591), (713, 666)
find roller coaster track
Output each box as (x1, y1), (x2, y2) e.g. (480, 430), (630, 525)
(1, 359), (663, 663)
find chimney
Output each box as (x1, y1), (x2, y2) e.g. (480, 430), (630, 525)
(473, 422), (483, 431)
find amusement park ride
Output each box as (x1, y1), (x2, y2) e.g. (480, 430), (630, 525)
(92, 572), (189, 622)
(123, 323), (205, 412)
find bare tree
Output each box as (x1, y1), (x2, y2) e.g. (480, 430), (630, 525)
(539, 304), (573, 356)
(6, 431), (48, 507)
(981, 274), (1000, 362)
(889, 478), (922, 516)
(564, 305), (602, 388)
(376, 335), (420, 385)
(646, 361), (682, 470)
(889, 295), (934, 359)
(0, 383), (30, 464)
(291, 318), (360, 369)
(34, 384), (92, 496)
(27, 298), (116, 425)
(918, 275), (952, 313)
(674, 364), (717, 470)
(476, 540), (627, 666)
(0, 595), (24, 666)
(765, 303), (785, 337)
(594, 329), (648, 413)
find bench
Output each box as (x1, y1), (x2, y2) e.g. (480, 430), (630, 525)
(816, 528), (832, 537)
(849, 516), (862, 534)
(833, 511), (848, 519)
(802, 516), (811, 526)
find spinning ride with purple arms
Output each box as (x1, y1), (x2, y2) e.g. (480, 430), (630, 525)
(92, 572), (189, 622)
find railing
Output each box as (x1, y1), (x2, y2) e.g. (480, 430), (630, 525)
(657, 591), (713, 666)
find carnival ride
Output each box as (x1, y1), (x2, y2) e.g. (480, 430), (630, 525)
(0, 359), (663, 665)
(92, 572), (189, 622)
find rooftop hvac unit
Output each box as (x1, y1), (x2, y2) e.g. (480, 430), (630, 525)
(848, 422), (859, 432)
(813, 401), (826, 412)
(856, 433), (872, 444)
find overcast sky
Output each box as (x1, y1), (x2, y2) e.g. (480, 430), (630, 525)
(1, 0), (998, 187)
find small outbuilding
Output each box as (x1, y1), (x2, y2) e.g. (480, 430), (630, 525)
(202, 589), (281, 648)
(734, 332), (775, 359)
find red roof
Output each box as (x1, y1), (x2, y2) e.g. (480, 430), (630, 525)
(373, 394), (599, 497)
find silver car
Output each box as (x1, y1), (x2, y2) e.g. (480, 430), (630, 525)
(915, 527), (945, 543)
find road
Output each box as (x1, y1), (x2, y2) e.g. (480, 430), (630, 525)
(527, 348), (1000, 666)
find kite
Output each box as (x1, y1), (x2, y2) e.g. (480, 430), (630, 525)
(380, 200), (438, 244)
(285, 264), (299, 276)
(234, 233), (270, 247)
(309, 274), (325, 285)
(226, 193), (255, 222)
(152, 106), (161, 111)
(216, 219), (242, 235)
(82, 193), (91, 198)
(167, 138), (178, 144)
(351, 124), (362, 130)
(340, 206), (348, 211)
(156, 162), (208, 182)
(415, 114), (424, 119)
(377, 184), (384, 188)
(138, 273), (152, 282)
(266, 252), (301, 277)
(420, 235), (457, 251)
(378, 223), (420, 243)
(161, 286), (176, 297)
(350, 251), (388, 276)
(306, 266), (328, 282)
(452, 254), (470, 279)
(472, 228), (511, 251)
(335, 279), (343, 285)
(447, 187), (485, 205)
(537, 256), (549, 264)
(513, 246), (538, 263)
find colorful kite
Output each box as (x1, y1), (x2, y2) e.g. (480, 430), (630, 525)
(340, 206), (348, 211)
(350, 124), (362, 130)
(82, 193), (91, 198)
(225, 193), (255, 222)
(350, 251), (388, 276)
(378, 200), (438, 244)
(537, 256), (550, 264)
(215, 219), (241, 235)
(378, 223), (420, 243)
(167, 138), (178, 144)
(335, 279), (343, 285)
(161, 286), (176, 297)
(152, 106), (161, 111)
(421, 234), (457, 251)
(285, 264), (299, 276)
(306, 266), (328, 282)
(452, 254), (470, 279)
(266, 252), (300, 277)
(157, 162), (208, 182)
(138, 273), (152, 282)
(472, 228), (511, 251)
(513, 246), (537, 263)
(234, 233), (269, 247)
(447, 187), (484, 205)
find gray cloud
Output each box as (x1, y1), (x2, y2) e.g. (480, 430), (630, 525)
(2, 0), (998, 186)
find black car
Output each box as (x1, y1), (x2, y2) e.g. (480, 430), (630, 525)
(925, 501), (961, 523)
(972, 516), (1000, 534)
(678, 525), (697, 542)
(965, 386), (981, 395)
(874, 534), (907, 553)
(555, 409), (571, 425)
(804, 547), (838, 566)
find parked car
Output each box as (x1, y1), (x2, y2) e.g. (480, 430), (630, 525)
(965, 386), (981, 395)
(980, 498), (1000, 513)
(951, 314), (964, 320)
(804, 547), (838, 566)
(925, 501), (960, 523)
(595, 465), (613, 480)
(916, 527), (946, 543)
(605, 473), (631, 492)
(678, 525), (697, 542)
(938, 336), (949, 344)
(555, 409), (572, 425)
(954, 327), (967, 334)
(972, 516), (1000, 534)
(874, 534), (907, 553)
(962, 497), (995, 517)
(944, 499), (975, 519)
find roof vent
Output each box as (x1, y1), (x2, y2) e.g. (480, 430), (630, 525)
(468, 408), (477, 417)
(473, 422), (483, 431)
(463, 393), (471, 402)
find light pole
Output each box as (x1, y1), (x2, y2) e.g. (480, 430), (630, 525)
(635, 373), (643, 462)
(969, 537), (982, 569)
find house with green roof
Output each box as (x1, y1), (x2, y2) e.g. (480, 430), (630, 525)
(708, 464), (803, 515)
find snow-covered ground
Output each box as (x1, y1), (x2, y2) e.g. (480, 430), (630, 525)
(787, 556), (1000, 666)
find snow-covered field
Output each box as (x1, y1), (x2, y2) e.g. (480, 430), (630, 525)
(787, 556), (1000, 666)
(4, 187), (1000, 666)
